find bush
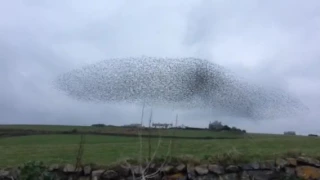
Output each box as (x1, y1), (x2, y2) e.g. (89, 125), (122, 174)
(20, 161), (56, 180)
(308, 134), (318, 137)
(209, 123), (246, 133)
(221, 125), (231, 131)
(91, 124), (106, 127)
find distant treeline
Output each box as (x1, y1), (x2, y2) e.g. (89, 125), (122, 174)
(214, 125), (246, 133)
(170, 126), (204, 130)
(91, 124), (105, 127)
(170, 126), (246, 133)
(91, 124), (116, 127)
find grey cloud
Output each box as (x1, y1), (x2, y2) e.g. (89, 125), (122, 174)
(0, 0), (319, 134)
(182, 0), (320, 133)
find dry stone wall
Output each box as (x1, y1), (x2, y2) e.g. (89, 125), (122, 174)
(1, 156), (320, 180)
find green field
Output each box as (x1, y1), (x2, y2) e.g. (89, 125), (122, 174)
(0, 125), (319, 167)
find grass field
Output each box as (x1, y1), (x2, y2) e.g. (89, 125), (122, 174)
(0, 125), (320, 167)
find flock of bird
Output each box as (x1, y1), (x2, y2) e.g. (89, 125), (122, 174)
(54, 57), (307, 120)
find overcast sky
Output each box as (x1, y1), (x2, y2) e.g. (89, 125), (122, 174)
(0, 0), (319, 134)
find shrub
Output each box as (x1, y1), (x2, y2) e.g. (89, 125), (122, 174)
(20, 161), (56, 180)
(91, 124), (106, 127)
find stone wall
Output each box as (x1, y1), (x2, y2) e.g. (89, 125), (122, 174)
(1, 156), (320, 180)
